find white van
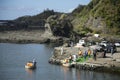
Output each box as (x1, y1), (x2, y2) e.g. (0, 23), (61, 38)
(100, 41), (108, 46)
(79, 39), (85, 45)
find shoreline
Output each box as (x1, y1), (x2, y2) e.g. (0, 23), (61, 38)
(0, 38), (47, 44)
(49, 47), (120, 73)
(0, 30), (67, 44)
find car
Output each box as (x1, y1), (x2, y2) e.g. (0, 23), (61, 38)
(78, 39), (86, 46)
(115, 42), (120, 47)
(90, 45), (104, 52)
(105, 43), (117, 53)
(100, 41), (108, 47)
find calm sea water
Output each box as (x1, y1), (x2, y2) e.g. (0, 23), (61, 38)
(0, 43), (120, 80)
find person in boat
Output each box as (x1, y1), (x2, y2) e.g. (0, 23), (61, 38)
(65, 58), (69, 63)
(26, 62), (33, 66)
(33, 59), (36, 63)
(32, 59), (36, 66)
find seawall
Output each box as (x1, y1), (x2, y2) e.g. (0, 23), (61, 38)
(0, 30), (68, 44)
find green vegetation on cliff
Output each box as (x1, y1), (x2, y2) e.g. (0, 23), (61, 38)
(72, 0), (120, 35)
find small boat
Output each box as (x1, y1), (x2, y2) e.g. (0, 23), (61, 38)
(25, 59), (36, 69)
(62, 63), (71, 67)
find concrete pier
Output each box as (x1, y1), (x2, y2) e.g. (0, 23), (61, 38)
(49, 46), (120, 73)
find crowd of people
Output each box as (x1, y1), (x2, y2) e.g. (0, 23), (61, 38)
(61, 44), (116, 64)
(62, 48), (94, 64)
(78, 48), (96, 60)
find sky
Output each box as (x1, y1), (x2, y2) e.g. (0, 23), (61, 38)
(0, 0), (90, 20)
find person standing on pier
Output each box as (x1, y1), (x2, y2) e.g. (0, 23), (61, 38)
(88, 48), (91, 57)
(84, 50), (88, 59)
(70, 41), (74, 49)
(103, 48), (107, 58)
(93, 49), (97, 60)
(111, 45), (114, 56)
(61, 47), (64, 55)
(78, 49), (83, 57)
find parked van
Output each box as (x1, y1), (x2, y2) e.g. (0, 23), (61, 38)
(78, 39), (86, 46)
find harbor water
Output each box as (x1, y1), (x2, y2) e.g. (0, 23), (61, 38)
(0, 43), (120, 80)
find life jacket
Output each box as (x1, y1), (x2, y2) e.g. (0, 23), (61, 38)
(88, 49), (91, 55)
(78, 50), (82, 55)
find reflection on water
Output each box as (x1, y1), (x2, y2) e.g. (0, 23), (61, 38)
(60, 66), (120, 80)
(25, 69), (36, 75)
(61, 67), (81, 80)
(76, 69), (81, 80)
(62, 67), (70, 80)
(0, 43), (120, 80)
(25, 69), (36, 80)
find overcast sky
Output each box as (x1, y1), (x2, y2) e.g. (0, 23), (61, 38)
(0, 0), (90, 20)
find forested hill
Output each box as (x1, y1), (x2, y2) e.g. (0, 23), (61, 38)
(72, 0), (120, 35)
(1, 0), (120, 37)
(14, 9), (63, 28)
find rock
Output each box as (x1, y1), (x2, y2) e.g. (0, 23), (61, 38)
(116, 59), (120, 62)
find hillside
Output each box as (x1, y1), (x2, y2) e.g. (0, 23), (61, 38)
(15, 9), (62, 28)
(72, 0), (120, 35)
(14, 9), (74, 38)
(2, 0), (120, 38)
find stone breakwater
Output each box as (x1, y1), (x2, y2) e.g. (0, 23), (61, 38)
(49, 47), (120, 73)
(0, 30), (67, 44)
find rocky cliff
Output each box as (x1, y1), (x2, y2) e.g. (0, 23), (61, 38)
(72, 0), (120, 35)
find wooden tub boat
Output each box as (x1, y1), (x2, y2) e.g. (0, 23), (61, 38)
(25, 59), (36, 69)
(62, 63), (71, 67)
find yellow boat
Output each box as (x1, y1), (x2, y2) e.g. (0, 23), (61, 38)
(25, 60), (36, 69)
(62, 63), (71, 67)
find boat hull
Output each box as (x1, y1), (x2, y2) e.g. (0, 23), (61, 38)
(25, 62), (36, 69)
(25, 65), (36, 69)
(62, 63), (71, 67)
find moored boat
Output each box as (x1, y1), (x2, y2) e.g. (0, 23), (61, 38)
(62, 63), (71, 67)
